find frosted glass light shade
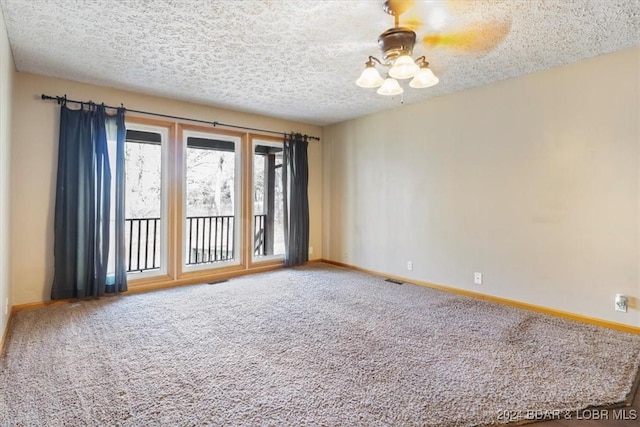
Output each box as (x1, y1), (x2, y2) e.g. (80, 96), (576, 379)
(410, 67), (439, 88)
(356, 65), (384, 88)
(377, 78), (403, 96)
(388, 55), (419, 79)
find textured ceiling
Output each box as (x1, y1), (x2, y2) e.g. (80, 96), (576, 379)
(1, 0), (638, 126)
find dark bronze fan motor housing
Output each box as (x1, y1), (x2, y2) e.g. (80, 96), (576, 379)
(378, 27), (417, 62)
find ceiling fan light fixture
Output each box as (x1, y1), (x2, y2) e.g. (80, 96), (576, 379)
(357, 1), (443, 96)
(410, 63), (439, 88)
(388, 54), (419, 79)
(377, 77), (403, 96)
(356, 62), (384, 88)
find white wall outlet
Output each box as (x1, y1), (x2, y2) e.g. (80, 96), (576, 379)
(615, 294), (628, 313)
(4, 297), (8, 316)
(407, 261), (413, 271)
(309, 246), (313, 255)
(474, 272), (483, 285)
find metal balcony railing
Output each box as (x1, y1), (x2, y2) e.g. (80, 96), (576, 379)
(126, 215), (268, 273)
(186, 215), (234, 265)
(253, 214), (267, 256)
(126, 217), (160, 273)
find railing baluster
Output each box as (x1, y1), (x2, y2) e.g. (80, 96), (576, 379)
(262, 215), (267, 256)
(220, 217), (225, 260)
(222, 217), (225, 260)
(127, 219), (133, 271)
(226, 216), (231, 260)
(253, 214), (267, 257)
(136, 220), (142, 272)
(187, 218), (192, 265)
(195, 218), (200, 264)
(214, 217), (219, 261)
(201, 217), (206, 263)
(144, 219), (150, 270)
(253, 215), (257, 256)
(207, 217), (212, 263)
(152, 219), (158, 270)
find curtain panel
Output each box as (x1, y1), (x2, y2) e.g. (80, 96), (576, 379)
(282, 133), (310, 267)
(51, 103), (127, 299)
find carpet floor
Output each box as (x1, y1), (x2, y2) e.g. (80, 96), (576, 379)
(1, 263), (640, 426)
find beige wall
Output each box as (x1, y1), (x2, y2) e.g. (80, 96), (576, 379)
(0, 6), (15, 338)
(11, 73), (322, 305)
(323, 47), (640, 326)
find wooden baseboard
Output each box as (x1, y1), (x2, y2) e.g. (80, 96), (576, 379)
(1, 310), (14, 355)
(322, 259), (640, 335)
(16, 258), (630, 335)
(11, 299), (80, 312)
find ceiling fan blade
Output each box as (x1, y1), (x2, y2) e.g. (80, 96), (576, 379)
(421, 20), (512, 53)
(402, 14), (424, 32)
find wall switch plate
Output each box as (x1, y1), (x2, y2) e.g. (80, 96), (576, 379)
(615, 294), (628, 313)
(474, 272), (483, 285)
(407, 261), (413, 271)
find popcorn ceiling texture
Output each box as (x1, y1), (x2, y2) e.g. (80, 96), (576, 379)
(0, 0), (638, 125)
(1, 264), (640, 426)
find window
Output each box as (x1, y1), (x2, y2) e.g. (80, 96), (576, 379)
(122, 120), (172, 281)
(124, 122), (286, 288)
(252, 139), (285, 262)
(180, 128), (242, 273)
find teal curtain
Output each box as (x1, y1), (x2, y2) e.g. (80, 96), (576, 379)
(282, 133), (309, 267)
(51, 103), (127, 299)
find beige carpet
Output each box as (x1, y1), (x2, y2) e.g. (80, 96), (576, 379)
(1, 263), (639, 426)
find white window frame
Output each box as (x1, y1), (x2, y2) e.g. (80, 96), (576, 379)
(251, 138), (285, 264)
(123, 122), (170, 281)
(181, 129), (243, 272)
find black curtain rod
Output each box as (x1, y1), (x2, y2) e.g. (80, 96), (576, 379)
(40, 94), (320, 141)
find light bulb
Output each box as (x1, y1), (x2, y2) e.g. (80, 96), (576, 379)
(410, 66), (439, 88)
(356, 64), (383, 88)
(377, 78), (403, 96)
(389, 55), (419, 79)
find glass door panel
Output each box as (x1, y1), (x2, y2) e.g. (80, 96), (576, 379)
(122, 125), (169, 279)
(252, 140), (284, 261)
(183, 131), (241, 270)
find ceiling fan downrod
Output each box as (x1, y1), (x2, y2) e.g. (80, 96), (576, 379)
(382, 0), (412, 27)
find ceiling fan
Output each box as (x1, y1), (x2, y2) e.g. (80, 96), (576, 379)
(356, 0), (511, 96)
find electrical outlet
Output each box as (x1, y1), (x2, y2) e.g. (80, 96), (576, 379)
(615, 294), (628, 313)
(309, 246), (313, 255)
(407, 261), (413, 271)
(4, 297), (7, 316)
(474, 272), (483, 285)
